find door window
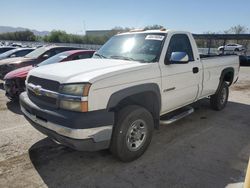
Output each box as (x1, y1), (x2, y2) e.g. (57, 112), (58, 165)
(165, 34), (194, 63)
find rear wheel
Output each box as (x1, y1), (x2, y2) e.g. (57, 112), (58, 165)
(210, 82), (229, 111)
(110, 105), (154, 162)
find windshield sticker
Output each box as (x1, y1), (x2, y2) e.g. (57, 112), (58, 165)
(145, 35), (165, 41)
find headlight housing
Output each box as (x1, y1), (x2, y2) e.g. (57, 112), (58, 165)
(59, 83), (91, 112)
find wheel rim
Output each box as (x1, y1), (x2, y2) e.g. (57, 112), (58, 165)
(126, 119), (147, 151)
(220, 87), (227, 104)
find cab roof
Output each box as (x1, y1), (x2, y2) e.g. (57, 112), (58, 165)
(117, 29), (171, 36)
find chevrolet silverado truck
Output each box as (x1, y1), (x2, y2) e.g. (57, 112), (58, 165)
(20, 29), (239, 162)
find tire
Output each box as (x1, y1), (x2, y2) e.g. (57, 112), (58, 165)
(8, 95), (19, 102)
(110, 105), (154, 162)
(234, 48), (239, 52)
(210, 82), (229, 111)
(5, 78), (25, 101)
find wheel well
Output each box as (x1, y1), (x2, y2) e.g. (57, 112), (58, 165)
(112, 91), (160, 128)
(222, 70), (234, 86)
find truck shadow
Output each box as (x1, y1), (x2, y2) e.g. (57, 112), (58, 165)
(28, 99), (250, 188)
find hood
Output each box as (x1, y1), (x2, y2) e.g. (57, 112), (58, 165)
(29, 58), (150, 83)
(0, 57), (34, 66)
(4, 65), (34, 80)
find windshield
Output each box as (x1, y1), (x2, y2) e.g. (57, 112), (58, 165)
(94, 33), (165, 63)
(0, 48), (18, 58)
(25, 47), (48, 59)
(38, 51), (69, 66)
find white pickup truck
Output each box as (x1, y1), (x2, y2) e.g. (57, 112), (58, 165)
(20, 29), (239, 161)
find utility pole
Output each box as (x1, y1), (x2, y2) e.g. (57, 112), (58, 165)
(83, 20), (86, 35)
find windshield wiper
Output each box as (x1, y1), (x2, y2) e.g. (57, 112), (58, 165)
(110, 55), (136, 61)
(94, 53), (107, 59)
(110, 55), (149, 63)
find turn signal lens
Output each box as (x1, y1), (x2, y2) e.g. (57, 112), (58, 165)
(81, 101), (88, 112)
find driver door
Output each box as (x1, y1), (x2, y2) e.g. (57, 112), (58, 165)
(160, 33), (202, 114)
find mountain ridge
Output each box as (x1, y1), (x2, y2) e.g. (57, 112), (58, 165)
(0, 26), (50, 36)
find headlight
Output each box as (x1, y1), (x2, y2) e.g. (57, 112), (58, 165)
(60, 84), (86, 96)
(59, 83), (91, 112)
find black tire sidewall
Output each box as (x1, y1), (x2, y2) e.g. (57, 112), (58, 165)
(211, 82), (229, 110)
(110, 105), (154, 162)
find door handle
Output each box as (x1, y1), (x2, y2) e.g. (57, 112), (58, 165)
(193, 67), (199, 74)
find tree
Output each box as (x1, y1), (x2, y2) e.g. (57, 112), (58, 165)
(44, 30), (69, 43)
(0, 30), (36, 41)
(225, 25), (248, 34)
(224, 25), (249, 45)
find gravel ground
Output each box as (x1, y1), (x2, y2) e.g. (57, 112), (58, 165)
(0, 67), (249, 188)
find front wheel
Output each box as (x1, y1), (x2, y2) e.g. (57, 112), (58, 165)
(210, 82), (229, 111)
(4, 79), (25, 101)
(110, 105), (154, 162)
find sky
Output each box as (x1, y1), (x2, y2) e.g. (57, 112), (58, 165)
(0, 0), (250, 34)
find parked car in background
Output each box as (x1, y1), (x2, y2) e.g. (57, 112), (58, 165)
(4, 50), (95, 100)
(0, 47), (16, 54)
(218, 43), (245, 53)
(239, 55), (250, 66)
(0, 46), (80, 78)
(11, 43), (23, 48)
(0, 48), (34, 60)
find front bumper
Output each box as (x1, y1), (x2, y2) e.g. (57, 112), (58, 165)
(20, 92), (114, 151)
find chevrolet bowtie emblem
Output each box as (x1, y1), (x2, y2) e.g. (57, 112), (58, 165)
(33, 85), (42, 96)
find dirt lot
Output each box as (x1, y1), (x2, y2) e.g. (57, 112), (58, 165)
(0, 67), (250, 188)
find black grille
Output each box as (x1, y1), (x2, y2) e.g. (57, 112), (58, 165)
(27, 76), (60, 107)
(28, 76), (60, 92)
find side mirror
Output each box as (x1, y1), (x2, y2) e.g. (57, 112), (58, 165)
(10, 54), (16, 58)
(169, 52), (189, 64)
(42, 54), (49, 59)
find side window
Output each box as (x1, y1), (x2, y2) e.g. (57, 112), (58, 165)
(165, 34), (194, 63)
(45, 49), (59, 58)
(53, 48), (64, 55)
(14, 50), (31, 57)
(72, 53), (92, 60)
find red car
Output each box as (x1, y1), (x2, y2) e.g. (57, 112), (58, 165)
(4, 50), (95, 100)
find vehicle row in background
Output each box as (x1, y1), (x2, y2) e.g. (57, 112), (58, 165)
(0, 46), (16, 54)
(4, 50), (95, 100)
(0, 48), (34, 60)
(0, 46), (82, 78)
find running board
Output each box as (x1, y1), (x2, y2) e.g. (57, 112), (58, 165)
(160, 106), (194, 125)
